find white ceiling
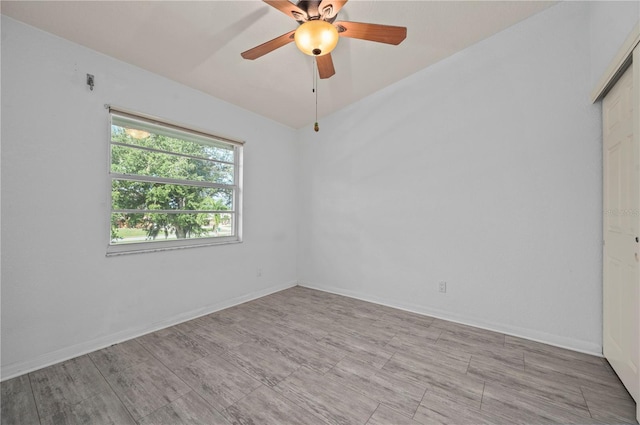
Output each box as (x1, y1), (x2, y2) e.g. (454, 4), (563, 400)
(1, 0), (555, 129)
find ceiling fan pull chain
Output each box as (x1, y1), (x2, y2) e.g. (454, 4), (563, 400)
(314, 57), (319, 132)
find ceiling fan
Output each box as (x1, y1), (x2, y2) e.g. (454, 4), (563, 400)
(241, 0), (407, 79)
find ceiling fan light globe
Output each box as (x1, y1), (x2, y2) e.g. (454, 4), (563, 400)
(294, 20), (339, 56)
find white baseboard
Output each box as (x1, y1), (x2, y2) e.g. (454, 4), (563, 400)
(3, 279), (602, 381)
(1, 281), (297, 381)
(298, 282), (603, 357)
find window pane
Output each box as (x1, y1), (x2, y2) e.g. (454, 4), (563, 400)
(111, 212), (234, 244)
(111, 123), (234, 163)
(111, 144), (234, 184)
(109, 110), (242, 253)
(112, 180), (233, 211)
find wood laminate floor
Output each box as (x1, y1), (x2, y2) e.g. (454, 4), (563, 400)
(1, 286), (637, 425)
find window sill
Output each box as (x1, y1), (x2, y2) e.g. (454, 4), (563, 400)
(106, 237), (242, 256)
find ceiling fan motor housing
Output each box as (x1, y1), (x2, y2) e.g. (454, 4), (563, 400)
(296, 0), (337, 23)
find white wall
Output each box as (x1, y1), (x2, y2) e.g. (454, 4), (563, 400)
(297, 2), (604, 354)
(1, 16), (298, 379)
(589, 1), (639, 89)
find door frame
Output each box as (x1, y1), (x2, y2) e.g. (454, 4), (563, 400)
(591, 22), (639, 103)
(592, 21), (640, 422)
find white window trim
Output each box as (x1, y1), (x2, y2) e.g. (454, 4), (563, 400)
(106, 106), (243, 256)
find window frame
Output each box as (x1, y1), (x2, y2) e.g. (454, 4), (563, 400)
(106, 107), (243, 256)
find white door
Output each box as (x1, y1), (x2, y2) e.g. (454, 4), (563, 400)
(603, 61), (639, 402)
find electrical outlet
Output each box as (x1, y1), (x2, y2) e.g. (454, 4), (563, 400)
(257, 268), (263, 277)
(439, 281), (447, 293)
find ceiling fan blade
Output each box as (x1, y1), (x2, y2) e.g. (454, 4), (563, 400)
(335, 21), (407, 45)
(317, 53), (336, 79)
(263, 0), (308, 22)
(241, 30), (296, 60)
(319, 0), (348, 20)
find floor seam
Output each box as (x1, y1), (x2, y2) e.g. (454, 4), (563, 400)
(27, 373), (44, 425)
(270, 366), (336, 425)
(221, 383), (266, 422)
(579, 386), (594, 419)
(87, 352), (138, 424)
(364, 403), (381, 424)
(412, 383), (431, 419)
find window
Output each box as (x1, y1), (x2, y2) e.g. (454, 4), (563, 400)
(108, 108), (243, 255)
